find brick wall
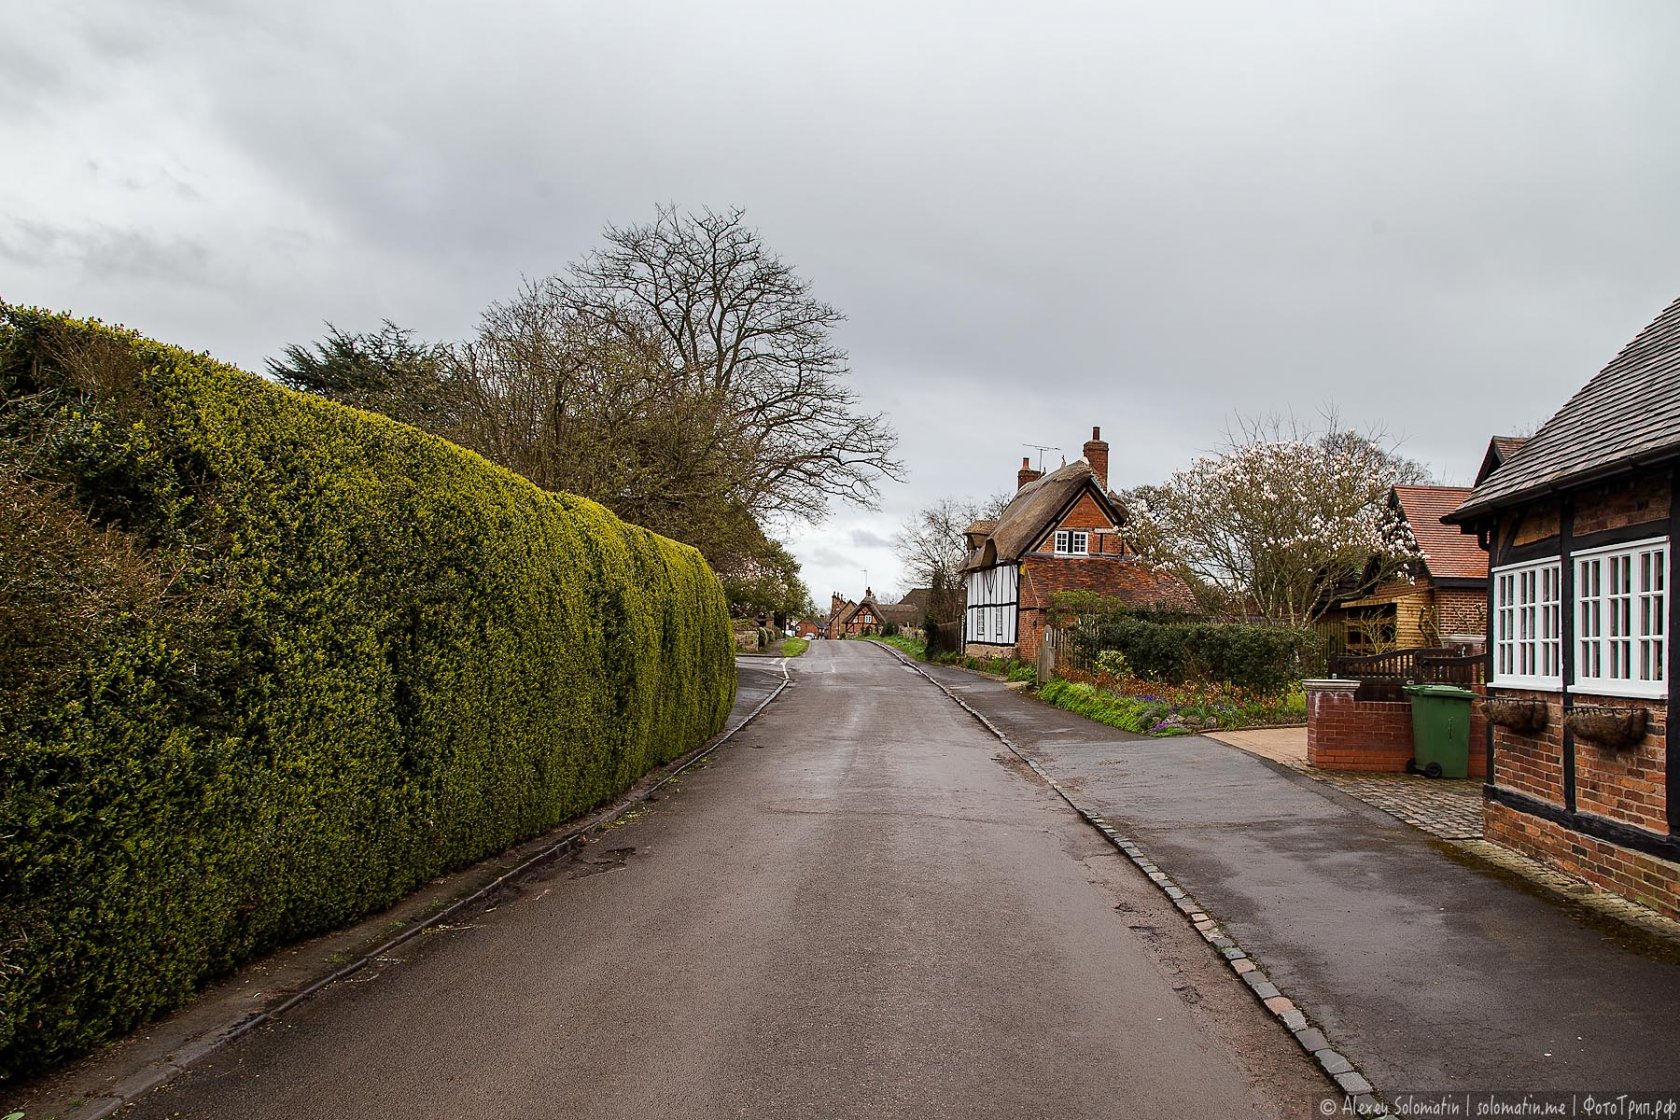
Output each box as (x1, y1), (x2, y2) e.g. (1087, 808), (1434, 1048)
(1572, 474), (1670, 536)
(1575, 717), (1669, 835)
(1050, 493), (1122, 555)
(1485, 800), (1680, 923)
(1435, 587), (1487, 637)
(1490, 688), (1567, 807)
(1306, 683), (1488, 776)
(1511, 499), (1561, 546)
(1485, 689), (1668, 820)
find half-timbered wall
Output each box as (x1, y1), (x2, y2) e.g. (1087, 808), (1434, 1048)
(1479, 469), (1680, 920)
(965, 564), (1018, 647)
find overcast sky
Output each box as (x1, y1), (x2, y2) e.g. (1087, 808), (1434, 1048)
(6, 1), (1680, 605)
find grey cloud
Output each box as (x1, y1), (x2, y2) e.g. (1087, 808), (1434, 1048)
(6, 0), (1680, 600)
(0, 220), (211, 284)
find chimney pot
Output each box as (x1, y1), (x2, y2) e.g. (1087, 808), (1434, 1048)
(1017, 456), (1043, 491)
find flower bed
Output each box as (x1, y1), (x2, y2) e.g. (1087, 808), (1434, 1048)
(1040, 671), (1306, 736)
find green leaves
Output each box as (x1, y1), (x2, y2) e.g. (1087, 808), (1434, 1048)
(0, 310), (735, 1081)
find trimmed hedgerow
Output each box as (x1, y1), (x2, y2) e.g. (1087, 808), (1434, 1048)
(1069, 615), (1320, 693)
(0, 308), (735, 1081)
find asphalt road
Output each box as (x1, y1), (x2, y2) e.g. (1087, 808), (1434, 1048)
(121, 641), (1323, 1120)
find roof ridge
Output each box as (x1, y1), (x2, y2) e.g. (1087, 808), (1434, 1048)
(1451, 294), (1680, 522)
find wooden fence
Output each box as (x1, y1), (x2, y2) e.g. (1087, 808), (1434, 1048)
(1327, 646), (1486, 700)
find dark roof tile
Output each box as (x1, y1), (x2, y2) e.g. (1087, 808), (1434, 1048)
(1452, 296), (1680, 521)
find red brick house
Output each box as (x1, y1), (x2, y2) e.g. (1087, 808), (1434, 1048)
(1446, 294), (1680, 921)
(1328, 485), (1489, 651)
(959, 426), (1196, 661)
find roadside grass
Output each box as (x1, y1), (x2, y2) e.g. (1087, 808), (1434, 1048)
(738, 637), (806, 657)
(866, 634), (926, 660)
(930, 650), (1036, 681)
(1038, 677), (1306, 737)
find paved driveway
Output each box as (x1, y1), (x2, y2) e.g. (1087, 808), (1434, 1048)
(923, 662), (1680, 1095)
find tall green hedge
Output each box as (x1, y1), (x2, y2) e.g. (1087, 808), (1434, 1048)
(0, 309), (736, 1080)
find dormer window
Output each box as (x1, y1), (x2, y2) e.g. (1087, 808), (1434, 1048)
(1054, 530), (1089, 556)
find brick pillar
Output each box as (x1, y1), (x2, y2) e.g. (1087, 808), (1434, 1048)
(1305, 679), (1362, 767)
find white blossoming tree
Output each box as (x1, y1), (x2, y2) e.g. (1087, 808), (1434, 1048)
(1129, 423), (1426, 628)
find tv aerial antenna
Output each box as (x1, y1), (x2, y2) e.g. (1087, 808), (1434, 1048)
(1024, 444), (1062, 472)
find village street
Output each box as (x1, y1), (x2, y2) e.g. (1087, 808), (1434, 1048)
(112, 641), (1328, 1120)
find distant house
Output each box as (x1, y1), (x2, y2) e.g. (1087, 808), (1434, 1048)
(896, 585), (964, 623)
(1445, 294), (1680, 922)
(794, 617), (824, 639)
(826, 589), (929, 638)
(1328, 485), (1489, 651)
(959, 426), (1196, 661)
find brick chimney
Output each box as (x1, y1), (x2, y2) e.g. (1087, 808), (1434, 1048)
(1083, 426), (1109, 491)
(1017, 455), (1043, 491)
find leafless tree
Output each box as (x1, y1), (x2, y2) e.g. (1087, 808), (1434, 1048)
(273, 207), (896, 600)
(894, 493), (1009, 622)
(549, 205), (902, 524)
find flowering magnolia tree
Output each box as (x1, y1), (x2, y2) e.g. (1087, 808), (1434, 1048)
(1128, 428), (1426, 628)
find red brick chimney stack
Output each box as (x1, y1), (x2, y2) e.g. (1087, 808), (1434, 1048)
(1083, 426), (1109, 491)
(1017, 455), (1043, 491)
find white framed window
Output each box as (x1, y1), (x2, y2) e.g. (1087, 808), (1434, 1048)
(1575, 538), (1667, 698)
(1492, 558), (1562, 690)
(1053, 529), (1089, 555)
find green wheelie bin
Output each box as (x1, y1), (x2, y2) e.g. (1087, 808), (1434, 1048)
(1402, 683), (1476, 778)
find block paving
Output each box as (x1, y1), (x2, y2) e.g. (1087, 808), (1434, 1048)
(1300, 770), (1484, 840)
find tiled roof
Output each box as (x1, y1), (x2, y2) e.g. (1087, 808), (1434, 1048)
(1490, 436), (1529, 462)
(1103, 563), (1201, 613)
(1392, 485), (1485, 582)
(1452, 295), (1680, 522)
(1475, 436), (1531, 486)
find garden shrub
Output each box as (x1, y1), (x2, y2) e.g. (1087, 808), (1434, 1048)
(0, 308), (735, 1081)
(1093, 649), (1132, 679)
(1071, 615), (1319, 692)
